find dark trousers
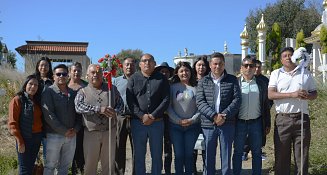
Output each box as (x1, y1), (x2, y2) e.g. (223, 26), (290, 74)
(274, 113), (311, 175)
(17, 133), (42, 175)
(72, 127), (85, 175)
(163, 116), (172, 175)
(115, 116), (134, 175)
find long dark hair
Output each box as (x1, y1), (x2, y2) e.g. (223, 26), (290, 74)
(192, 55), (210, 77)
(16, 74), (41, 104)
(35, 57), (53, 81)
(171, 61), (196, 87)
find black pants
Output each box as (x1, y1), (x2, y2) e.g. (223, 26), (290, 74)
(72, 128), (85, 175)
(163, 115), (172, 174)
(115, 116), (134, 175)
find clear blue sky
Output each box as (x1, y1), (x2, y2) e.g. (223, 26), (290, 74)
(2, 0), (277, 72)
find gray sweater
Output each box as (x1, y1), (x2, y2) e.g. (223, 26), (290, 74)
(41, 84), (81, 135)
(167, 83), (200, 125)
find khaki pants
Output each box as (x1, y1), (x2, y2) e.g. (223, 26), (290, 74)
(274, 113), (311, 175)
(84, 127), (117, 175)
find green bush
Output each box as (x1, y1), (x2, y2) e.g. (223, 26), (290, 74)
(0, 155), (17, 175)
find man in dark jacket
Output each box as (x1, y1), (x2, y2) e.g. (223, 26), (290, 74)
(232, 57), (271, 175)
(196, 52), (241, 175)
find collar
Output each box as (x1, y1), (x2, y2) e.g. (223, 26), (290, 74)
(211, 72), (224, 81)
(241, 75), (256, 83)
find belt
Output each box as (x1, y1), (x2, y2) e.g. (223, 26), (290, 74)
(278, 112), (302, 118)
(237, 117), (261, 124)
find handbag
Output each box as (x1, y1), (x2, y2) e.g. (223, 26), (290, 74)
(32, 153), (44, 175)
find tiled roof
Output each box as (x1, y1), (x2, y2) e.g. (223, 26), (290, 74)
(15, 41), (89, 54)
(16, 45), (87, 52)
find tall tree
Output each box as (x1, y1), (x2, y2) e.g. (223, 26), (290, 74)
(7, 50), (17, 69)
(296, 29), (307, 49)
(267, 23), (282, 70)
(320, 26), (327, 54)
(115, 49), (143, 75)
(246, 0), (321, 54)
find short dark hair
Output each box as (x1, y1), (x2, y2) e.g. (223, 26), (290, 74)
(254, 59), (262, 66)
(53, 64), (68, 73)
(69, 62), (82, 71)
(280, 47), (294, 55)
(140, 53), (154, 61)
(242, 55), (256, 63)
(211, 52), (225, 62)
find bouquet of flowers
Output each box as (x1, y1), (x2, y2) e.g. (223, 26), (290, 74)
(97, 54), (123, 90)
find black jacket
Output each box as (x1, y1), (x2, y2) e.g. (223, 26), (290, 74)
(196, 70), (241, 128)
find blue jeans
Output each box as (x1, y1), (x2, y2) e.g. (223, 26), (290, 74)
(202, 123), (235, 175)
(44, 133), (76, 175)
(16, 133), (42, 175)
(232, 118), (263, 175)
(131, 119), (164, 175)
(169, 122), (200, 175)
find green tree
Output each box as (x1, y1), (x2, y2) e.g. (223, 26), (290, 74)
(320, 25), (327, 54)
(267, 22), (282, 70)
(246, 0), (321, 54)
(115, 49), (143, 75)
(296, 29), (307, 49)
(7, 50), (17, 69)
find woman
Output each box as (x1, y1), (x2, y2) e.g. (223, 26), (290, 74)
(192, 55), (210, 173)
(193, 55), (210, 81)
(68, 62), (87, 175)
(34, 56), (53, 163)
(167, 61), (201, 175)
(35, 57), (53, 93)
(8, 74), (43, 174)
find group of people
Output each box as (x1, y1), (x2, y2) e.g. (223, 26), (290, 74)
(7, 46), (317, 175)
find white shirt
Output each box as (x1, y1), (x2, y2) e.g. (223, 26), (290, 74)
(211, 73), (224, 114)
(268, 67), (316, 114)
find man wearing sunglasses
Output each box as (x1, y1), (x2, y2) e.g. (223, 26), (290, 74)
(232, 57), (271, 175)
(42, 64), (82, 174)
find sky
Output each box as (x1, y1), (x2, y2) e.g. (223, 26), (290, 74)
(1, 0), (278, 72)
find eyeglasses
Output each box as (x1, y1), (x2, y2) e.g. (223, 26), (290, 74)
(140, 59), (153, 63)
(242, 64), (255, 68)
(55, 72), (68, 77)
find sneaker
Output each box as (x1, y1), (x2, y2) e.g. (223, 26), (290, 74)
(242, 153), (248, 161)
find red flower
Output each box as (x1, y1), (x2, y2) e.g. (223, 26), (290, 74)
(98, 58), (104, 63)
(111, 69), (117, 76)
(118, 64), (123, 68)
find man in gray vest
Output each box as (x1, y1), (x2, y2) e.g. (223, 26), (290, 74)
(75, 64), (123, 175)
(113, 57), (136, 175)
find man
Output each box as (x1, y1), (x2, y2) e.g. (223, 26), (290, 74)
(268, 47), (317, 175)
(232, 57), (271, 175)
(196, 52), (241, 175)
(75, 64), (123, 175)
(42, 64), (82, 174)
(126, 53), (170, 175)
(68, 62), (88, 175)
(154, 61), (174, 175)
(254, 59), (269, 86)
(113, 57), (136, 175)
(242, 58), (271, 161)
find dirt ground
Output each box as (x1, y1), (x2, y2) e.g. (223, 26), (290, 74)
(0, 115), (274, 175)
(123, 139), (274, 175)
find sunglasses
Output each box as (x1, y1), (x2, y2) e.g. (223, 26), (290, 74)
(242, 64), (255, 68)
(55, 72), (68, 77)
